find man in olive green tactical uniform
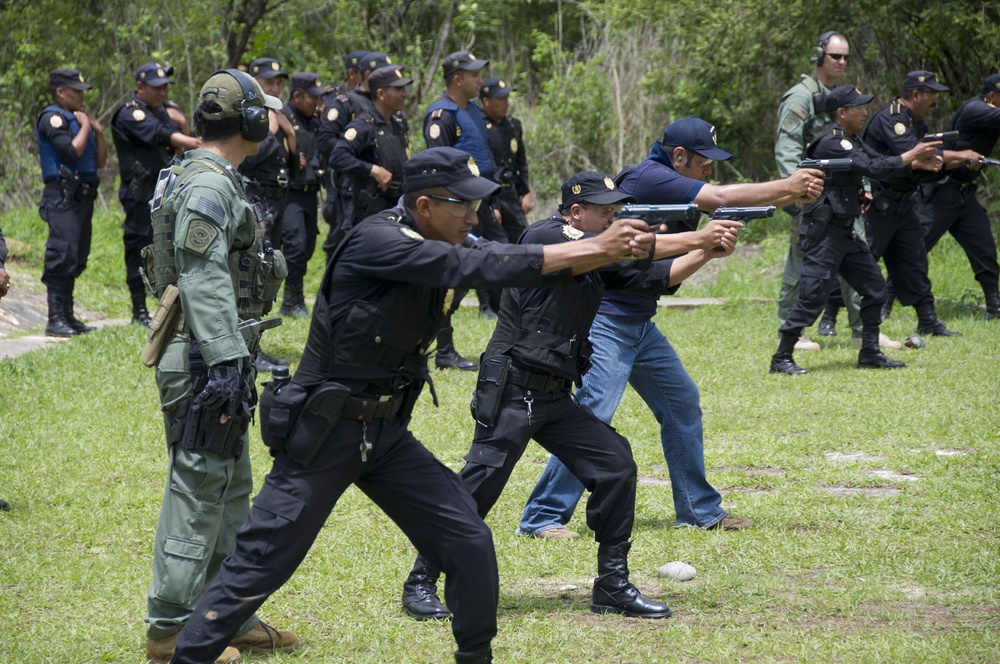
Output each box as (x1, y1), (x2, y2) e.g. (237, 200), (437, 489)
(143, 69), (297, 663)
(774, 32), (896, 350)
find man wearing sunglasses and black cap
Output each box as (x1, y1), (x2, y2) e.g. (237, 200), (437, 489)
(169, 147), (657, 664)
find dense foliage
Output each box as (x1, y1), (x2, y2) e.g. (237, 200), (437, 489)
(1, 0), (998, 209)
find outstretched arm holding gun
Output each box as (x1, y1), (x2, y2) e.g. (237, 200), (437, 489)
(920, 131), (983, 170)
(616, 203), (743, 257)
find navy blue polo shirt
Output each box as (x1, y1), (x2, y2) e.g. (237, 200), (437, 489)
(599, 143), (705, 319)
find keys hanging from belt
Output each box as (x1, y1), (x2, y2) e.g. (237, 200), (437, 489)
(523, 393), (534, 426)
(359, 422), (373, 462)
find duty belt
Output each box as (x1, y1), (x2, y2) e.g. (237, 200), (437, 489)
(507, 367), (569, 394)
(944, 177), (977, 193)
(828, 215), (854, 228)
(256, 183), (286, 199)
(341, 393), (406, 421)
(290, 183), (321, 193)
(78, 182), (99, 200)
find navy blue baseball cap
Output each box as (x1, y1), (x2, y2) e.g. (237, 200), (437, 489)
(345, 50), (369, 71)
(661, 117), (733, 161)
(480, 77), (513, 99)
(403, 147), (500, 199)
(982, 73), (1000, 94)
(290, 72), (327, 96)
(369, 66), (412, 91)
(560, 171), (635, 211)
(361, 52), (392, 75)
(442, 51), (489, 79)
(249, 58), (288, 80)
(902, 71), (949, 93)
(135, 63), (174, 86)
(825, 84), (874, 113)
(50, 68), (92, 91)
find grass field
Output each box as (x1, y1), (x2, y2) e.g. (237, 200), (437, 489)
(0, 205), (998, 663)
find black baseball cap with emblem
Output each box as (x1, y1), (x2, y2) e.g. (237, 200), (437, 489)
(345, 50), (369, 71)
(369, 65), (412, 91)
(403, 147), (500, 199)
(135, 63), (175, 86)
(290, 72), (328, 96)
(902, 71), (949, 93)
(50, 68), (92, 91)
(361, 52), (392, 76)
(442, 50), (489, 80)
(560, 171), (635, 212)
(825, 84), (874, 114)
(661, 117), (733, 161)
(479, 77), (512, 99)
(982, 73), (1000, 94)
(249, 58), (288, 80)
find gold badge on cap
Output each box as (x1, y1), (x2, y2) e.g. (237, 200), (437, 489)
(252, 66), (259, 74)
(394, 69), (402, 78)
(327, 108), (338, 122)
(452, 59), (460, 67)
(499, 80), (506, 88)
(483, 87), (491, 95)
(510, 138), (518, 153)
(133, 108), (146, 122)
(572, 184), (582, 194)
(468, 156), (480, 177)
(386, 56), (392, 64)
(855, 86), (861, 94)
(351, 57), (358, 65)
(157, 68), (165, 78)
(562, 225), (584, 240)
(139, 71), (146, 79)
(78, 73), (84, 82)
(604, 177), (614, 190)
(370, 59), (378, 68)
(272, 62), (279, 71)
(468, 53), (476, 60)
(428, 123), (441, 139)
(918, 75), (926, 83)
(345, 127), (357, 141)
(315, 78), (322, 86)
(840, 138), (854, 151)
(894, 122), (907, 136)
(49, 114), (64, 128)
(400, 226), (423, 241)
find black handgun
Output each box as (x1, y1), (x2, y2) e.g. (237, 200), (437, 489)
(616, 203), (700, 234)
(920, 131), (959, 143)
(798, 158), (853, 171)
(707, 206), (775, 252)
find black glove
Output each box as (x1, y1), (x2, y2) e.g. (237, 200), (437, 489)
(194, 362), (250, 418)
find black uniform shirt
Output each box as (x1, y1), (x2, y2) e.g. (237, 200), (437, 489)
(282, 103), (320, 187)
(483, 213), (675, 382)
(239, 126), (290, 184)
(317, 88), (373, 166)
(111, 94), (180, 187)
(329, 109), (409, 179)
(481, 110), (530, 195)
(947, 96), (1000, 183)
(863, 98), (931, 193)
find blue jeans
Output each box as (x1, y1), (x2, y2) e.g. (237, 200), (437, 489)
(519, 312), (727, 533)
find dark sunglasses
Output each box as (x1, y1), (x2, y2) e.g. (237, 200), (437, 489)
(827, 53), (850, 62)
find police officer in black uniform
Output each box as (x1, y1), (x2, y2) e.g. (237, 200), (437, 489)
(329, 65), (411, 226)
(35, 68), (108, 337)
(318, 52), (391, 256)
(863, 70), (958, 337)
(168, 147), (656, 664)
(112, 62), (201, 325)
(278, 72), (325, 318)
(916, 72), (1000, 319)
(479, 77), (531, 244)
(771, 85), (943, 375)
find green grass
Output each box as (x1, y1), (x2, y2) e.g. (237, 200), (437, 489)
(1, 204), (998, 662)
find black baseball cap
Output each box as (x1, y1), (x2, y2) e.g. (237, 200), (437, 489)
(50, 68), (92, 91)
(361, 52), (392, 75)
(403, 147), (500, 199)
(479, 77), (512, 99)
(661, 117), (733, 161)
(982, 73), (1000, 94)
(825, 84), (874, 114)
(369, 66), (412, 91)
(442, 51), (489, 80)
(902, 71), (949, 93)
(135, 63), (174, 86)
(560, 171), (635, 212)
(249, 58), (288, 80)
(290, 72), (327, 96)
(345, 50), (369, 71)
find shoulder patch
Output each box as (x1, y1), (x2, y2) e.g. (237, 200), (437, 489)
(789, 104), (809, 121)
(832, 127), (845, 136)
(193, 196), (227, 227)
(510, 137), (519, 153)
(345, 127), (358, 141)
(894, 122), (907, 136)
(431, 109), (444, 120)
(428, 123), (441, 139)
(562, 224), (584, 240)
(183, 219), (220, 255)
(49, 114), (64, 128)
(327, 107), (339, 122)
(336, 94), (350, 104)
(399, 226), (423, 240)
(840, 138), (854, 151)
(132, 108), (146, 122)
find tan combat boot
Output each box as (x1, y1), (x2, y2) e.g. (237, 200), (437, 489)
(146, 631), (241, 663)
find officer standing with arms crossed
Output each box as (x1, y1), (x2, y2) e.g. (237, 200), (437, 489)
(35, 68), (107, 337)
(480, 77), (532, 245)
(142, 69), (296, 663)
(329, 65), (411, 226)
(167, 147), (656, 664)
(916, 73), (999, 319)
(401, 171), (740, 624)
(112, 63), (201, 326)
(771, 85), (941, 375)
(278, 72), (325, 318)
(863, 70), (961, 337)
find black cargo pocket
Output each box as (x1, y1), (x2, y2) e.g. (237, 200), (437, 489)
(245, 485), (305, 561)
(285, 382), (351, 467)
(464, 443), (508, 469)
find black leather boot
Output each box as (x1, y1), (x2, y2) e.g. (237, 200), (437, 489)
(130, 284), (151, 327)
(591, 541), (671, 618)
(985, 292), (999, 320)
(436, 321), (476, 371)
(280, 282), (308, 318)
(476, 288), (497, 320)
(770, 332), (807, 374)
(881, 279), (895, 322)
(402, 555), (450, 620)
(857, 329), (906, 369)
(454, 647), (492, 663)
(817, 306), (838, 336)
(45, 280), (78, 337)
(64, 278), (95, 333)
(915, 303), (961, 337)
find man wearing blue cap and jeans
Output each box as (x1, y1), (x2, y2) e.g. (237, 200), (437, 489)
(519, 117), (823, 539)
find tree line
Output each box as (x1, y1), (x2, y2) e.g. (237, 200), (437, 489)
(1, 0), (998, 212)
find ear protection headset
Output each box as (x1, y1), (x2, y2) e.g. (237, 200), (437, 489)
(810, 31), (840, 65)
(195, 68), (270, 143)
